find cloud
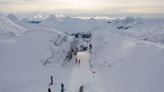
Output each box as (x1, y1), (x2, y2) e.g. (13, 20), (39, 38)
(0, 1), (10, 4)
(0, 0), (164, 18)
(23, 0), (35, 1)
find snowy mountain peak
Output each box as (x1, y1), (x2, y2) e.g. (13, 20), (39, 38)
(112, 17), (142, 29)
(7, 13), (18, 22)
(0, 15), (26, 38)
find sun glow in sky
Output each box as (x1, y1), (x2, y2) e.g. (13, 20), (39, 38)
(0, 0), (164, 17)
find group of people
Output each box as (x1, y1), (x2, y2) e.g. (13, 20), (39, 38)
(48, 76), (65, 92)
(75, 58), (81, 67)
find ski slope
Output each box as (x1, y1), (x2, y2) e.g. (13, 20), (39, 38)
(67, 52), (100, 92)
(68, 52), (90, 92)
(67, 51), (104, 92)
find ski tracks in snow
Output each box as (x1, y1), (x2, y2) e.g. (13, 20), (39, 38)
(67, 52), (104, 92)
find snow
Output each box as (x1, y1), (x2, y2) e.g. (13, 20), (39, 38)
(68, 52), (90, 92)
(0, 25), (74, 92)
(112, 17), (142, 29)
(0, 13), (164, 92)
(92, 29), (164, 92)
(7, 14), (18, 23)
(0, 15), (26, 39)
(99, 42), (164, 92)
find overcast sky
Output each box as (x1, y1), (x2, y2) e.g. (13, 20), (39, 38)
(0, 0), (164, 17)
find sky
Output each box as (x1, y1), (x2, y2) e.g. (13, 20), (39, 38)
(0, 0), (164, 17)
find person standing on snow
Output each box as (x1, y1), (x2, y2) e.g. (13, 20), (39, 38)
(49, 76), (53, 86)
(48, 88), (51, 92)
(79, 86), (83, 92)
(89, 44), (92, 53)
(78, 60), (80, 67)
(61, 83), (64, 92)
(75, 58), (77, 64)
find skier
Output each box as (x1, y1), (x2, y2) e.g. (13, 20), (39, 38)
(61, 82), (64, 92)
(89, 44), (92, 49)
(78, 60), (80, 67)
(89, 44), (92, 53)
(48, 88), (51, 92)
(79, 86), (83, 92)
(49, 76), (53, 86)
(75, 58), (77, 64)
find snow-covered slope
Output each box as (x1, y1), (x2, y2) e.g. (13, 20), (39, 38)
(111, 17), (142, 29)
(111, 17), (164, 44)
(1, 13), (164, 92)
(91, 29), (164, 92)
(0, 27), (75, 92)
(7, 14), (18, 23)
(0, 15), (26, 39)
(18, 14), (108, 33)
(16, 14), (164, 44)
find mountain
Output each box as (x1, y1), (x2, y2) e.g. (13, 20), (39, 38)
(0, 27), (74, 92)
(0, 15), (26, 39)
(1, 14), (164, 92)
(91, 27), (164, 92)
(7, 13), (18, 23)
